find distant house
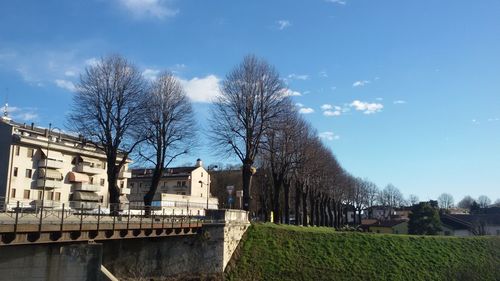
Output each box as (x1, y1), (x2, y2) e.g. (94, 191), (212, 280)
(394, 207), (412, 220)
(440, 214), (500, 236)
(127, 159), (218, 215)
(366, 206), (395, 220)
(368, 219), (408, 234)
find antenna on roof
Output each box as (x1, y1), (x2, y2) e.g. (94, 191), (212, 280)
(2, 89), (11, 122)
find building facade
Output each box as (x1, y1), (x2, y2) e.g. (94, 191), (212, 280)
(128, 159), (218, 215)
(0, 117), (131, 211)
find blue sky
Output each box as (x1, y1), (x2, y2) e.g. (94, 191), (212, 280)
(0, 0), (499, 202)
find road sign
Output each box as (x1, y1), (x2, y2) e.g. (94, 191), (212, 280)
(226, 185), (234, 195)
(236, 190), (243, 198)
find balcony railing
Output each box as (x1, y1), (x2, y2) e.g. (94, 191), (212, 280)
(36, 179), (62, 189)
(31, 199), (62, 208)
(73, 182), (101, 192)
(119, 170), (132, 178)
(38, 159), (64, 169)
(120, 187), (131, 195)
(75, 163), (103, 175)
(69, 201), (99, 210)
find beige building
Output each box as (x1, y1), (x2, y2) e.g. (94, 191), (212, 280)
(0, 117), (131, 211)
(128, 159), (218, 215)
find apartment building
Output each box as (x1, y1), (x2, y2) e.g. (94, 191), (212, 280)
(0, 116), (131, 211)
(128, 159), (218, 215)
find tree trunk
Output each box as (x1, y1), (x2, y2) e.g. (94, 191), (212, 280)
(302, 187), (308, 226)
(309, 189), (315, 226)
(284, 180), (290, 224)
(295, 183), (301, 226)
(272, 174), (281, 224)
(144, 165), (162, 216)
(242, 160), (253, 211)
(107, 160), (121, 215)
(328, 199), (334, 227)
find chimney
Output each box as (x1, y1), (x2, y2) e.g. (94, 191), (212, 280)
(195, 158), (202, 167)
(30, 122), (34, 130)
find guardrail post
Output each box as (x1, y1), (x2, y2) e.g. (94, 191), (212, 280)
(150, 209), (154, 230)
(79, 204), (84, 232)
(161, 209), (165, 229)
(171, 209), (174, 228)
(60, 203), (65, 233)
(14, 201), (19, 234)
(127, 203), (131, 230)
(139, 208), (143, 229)
(97, 205), (101, 233)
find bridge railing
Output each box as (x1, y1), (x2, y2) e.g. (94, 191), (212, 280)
(0, 200), (214, 237)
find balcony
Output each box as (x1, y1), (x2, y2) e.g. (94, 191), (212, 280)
(70, 201), (99, 210)
(31, 200), (62, 208)
(73, 182), (101, 192)
(36, 179), (62, 189)
(75, 163), (103, 175)
(38, 159), (64, 169)
(120, 187), (131, 195)
(119, 170), (132, 179)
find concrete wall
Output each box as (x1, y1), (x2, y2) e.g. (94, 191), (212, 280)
(0, 243), (102, 281)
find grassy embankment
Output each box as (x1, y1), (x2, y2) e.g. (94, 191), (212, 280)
(226, 223), (500, 281)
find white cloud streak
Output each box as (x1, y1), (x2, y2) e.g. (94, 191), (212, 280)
(298, 107), (315, 114)
(179, 75), (220, 103)
(117, 0), (179, 20)
(393, 100), (407, 104)
(287, 73), (309, 80)
(352, 80), (370, 87)
(277, 20), (291, 30)
(54, 79), (77, 92)
(319, 131), (340, 141)
(350, 100), (383, 114)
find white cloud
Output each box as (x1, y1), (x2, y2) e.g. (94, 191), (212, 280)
(85, 57), (99, 67)
(319, 71), (328, 78)
(298, 107), (314, 114)
(282, 88), (302, 97)
(319, 131), (340, 141)
(178, 75), (220, 103)
(277, 20), (291, 30)
(1, 105), (38, 121)
(54, 79), (77, 92)
(375, 97), (383, 101)
(350, 100), (383, 114)
(325, 0), (346, 5)
(295, 103), (304, 107)
(321, 104), (333, 110)
(488, 118), (499, 122)
(393, 100), (407, 104)
(321, 104), (343, 117)
(352, 80), (370, 87)
(287, 73), (309, 80)
(117, 0), (178, 19)
(142, 68), (161, 81)
(64, 70), (77, 77)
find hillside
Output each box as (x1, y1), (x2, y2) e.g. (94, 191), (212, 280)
(225, 223), (500, 281)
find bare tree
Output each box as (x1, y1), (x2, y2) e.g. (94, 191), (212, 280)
(477, 195), (491, 208)
(378, 184), (404, 209)
(68, 55), (147, 211)
(457, 195), (476, 209)
(438, 193), (454, 209)
(210, 55), (289, 211)
(138, 72), (196, 213)
(495, 198), (500, 205)
(408, 194), (420, 206)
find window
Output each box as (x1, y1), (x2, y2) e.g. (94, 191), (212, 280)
(100, 179), (105, 186)
(38, 191), (43, 200)
(182, 181), (186, 187)
(47, 191), (54, 200)
(177, 181), (181, 187)
(15, 145), (20, 156)
(181, 192), (186, 195)
(55, 192), (61, 201)
(101, 161), (106, 169)
(89, 177), (94, 184)
(11, 188), (16, 198)
(99, 196), (104, 203)
(23, 190), (30, 199)
(139, 183), (143, 188)
(13, 167), (18, 177)
(201, 172), (203, 177)
(130, 182), (135, 188)
(27, 148), (34, 158)
(25, 169), (32, 178)
(120, 181), (124, 188)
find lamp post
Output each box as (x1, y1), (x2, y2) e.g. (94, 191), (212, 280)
(198, 165), (218, 212)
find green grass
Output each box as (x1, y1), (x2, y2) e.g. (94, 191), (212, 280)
(226, 223), (500, 281)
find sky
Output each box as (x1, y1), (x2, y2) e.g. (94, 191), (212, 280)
(0, 0), (499, 202)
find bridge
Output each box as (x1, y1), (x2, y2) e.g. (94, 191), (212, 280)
(0, 204), (250, 281)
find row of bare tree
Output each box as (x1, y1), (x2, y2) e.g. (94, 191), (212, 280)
(68, 55), (196, 213)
